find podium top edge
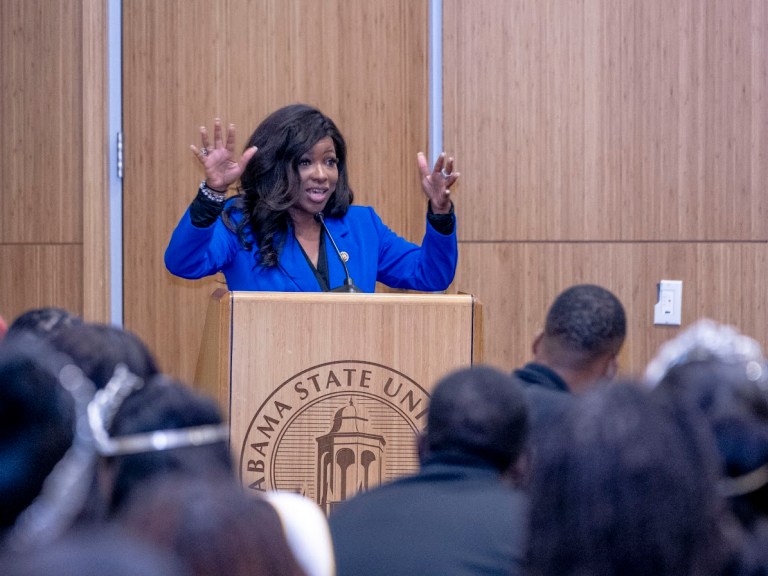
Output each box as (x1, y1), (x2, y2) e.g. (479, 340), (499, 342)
(219, 291), (476, 305)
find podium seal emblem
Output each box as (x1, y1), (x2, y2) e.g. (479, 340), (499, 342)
(239, 360), (430, 514)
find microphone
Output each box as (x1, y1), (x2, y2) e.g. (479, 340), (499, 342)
(314, 212), (362, 293)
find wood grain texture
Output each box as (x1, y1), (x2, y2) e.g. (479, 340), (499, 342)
(0, 0), (109, 325)
(444, 0), (768, 241)
(0, 245), (83, 324)
(197, 292), (478, 497)
(81, 0), (110, 321)
(123, 0), (430, 382)
(0, 0), (83, 244)
(445, 0), (767, 386)
(123, 0), (767, 386)
(194, 288), (232, 420)
(453, 242), (768, 377)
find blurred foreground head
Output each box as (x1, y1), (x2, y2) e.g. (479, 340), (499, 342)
(1, 336), (96, 548)
(49, 322), (160, 389)
(119, 478), (306, 576)
(647, 319), (768, 530)
(527, 382), (731, 576)
(89, 373), (233, 516)
(5, 307), (82, 341)
(0, 526), (189, 576)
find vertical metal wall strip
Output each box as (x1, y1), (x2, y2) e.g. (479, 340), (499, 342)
(429, 0), (443, 164)
(108, 0), (123, 325)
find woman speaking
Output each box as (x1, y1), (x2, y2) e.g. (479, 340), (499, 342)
(165, 104), (460, 293)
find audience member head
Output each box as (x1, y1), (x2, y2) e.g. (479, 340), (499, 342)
(5, 307), (82, 341)
(421, 365), (528, 473)
(0, 526), (189, 576)
(0, 336), (96, 548)
(647, 319), (768, 531)
(89, 372), (233, 516)
(118, 477), (306, 576)
(49, 322), (160, 389)
(527, 381), (730, 576)
(645, 318), (765, 388)
(533, 284), (626, 392)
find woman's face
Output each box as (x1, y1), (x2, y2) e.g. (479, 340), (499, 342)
(288, 136), (339, 219)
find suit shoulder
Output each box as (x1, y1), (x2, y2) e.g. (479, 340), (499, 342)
(344, 205), (376, 218)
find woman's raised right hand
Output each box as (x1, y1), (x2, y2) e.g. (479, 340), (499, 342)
(190, 118), (258, 191)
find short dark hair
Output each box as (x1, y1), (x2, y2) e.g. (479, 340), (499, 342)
(48, 323), (160, 390)
(6, 307), (82, 341)
(228, 103), (354, 267)
(544, 284), (626, 358)
(426, 365), (528, 471)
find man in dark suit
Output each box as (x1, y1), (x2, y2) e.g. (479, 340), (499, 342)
(328, 365), (529, 576)
(513, 284), (627, 435)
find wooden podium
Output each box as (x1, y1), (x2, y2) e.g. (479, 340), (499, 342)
(194, 289), (482, 513)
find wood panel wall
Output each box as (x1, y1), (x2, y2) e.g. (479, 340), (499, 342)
(123, 0), (429, 381)
(445, 0), (768, 375)
(5, 1), (763, 385)
(0, 0), (109, 326)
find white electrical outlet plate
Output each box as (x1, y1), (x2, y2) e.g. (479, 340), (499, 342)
(654, 280), (682, 325)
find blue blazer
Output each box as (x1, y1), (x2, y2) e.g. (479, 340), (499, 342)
(164, 205), (458, 292)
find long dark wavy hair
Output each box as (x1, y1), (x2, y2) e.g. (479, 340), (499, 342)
(527, 382), (732, 576)
(223, 104), (354, 267)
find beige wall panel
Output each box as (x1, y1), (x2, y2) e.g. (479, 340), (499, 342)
(1, 0), (108, 324)
(454, 242), (768, 377)
(221, 0), (429, 239)
(123, 1), (429, 382)
(0, 0), (83, 244)
(81, 0), (110, 321)
(0, 245), (83, 324)
(444, 0), (768, 241)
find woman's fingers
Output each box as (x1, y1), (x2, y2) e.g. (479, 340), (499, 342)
(442, 156), (454, 176)
(432, 152), (446, 175)
(238, 146), (258, 171)
(190, 144), (211, 166)
(193, 119), (237, 160)
(416, 152), (430, 178)
(200, 125), (210, 150)
(225, 123), (237, 152)
(213, 118), (223, 148)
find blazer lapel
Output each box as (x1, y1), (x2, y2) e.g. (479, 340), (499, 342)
(324, 217), (353, 290)
(277, 229), (323, 291)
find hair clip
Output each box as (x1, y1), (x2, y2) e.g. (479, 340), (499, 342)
(87, 364), (145, 454)
(8, 360), (97, 551)
(87, 365), (228, 457)
(720, 463), (768, 498)
(95, 424), (229, 457)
